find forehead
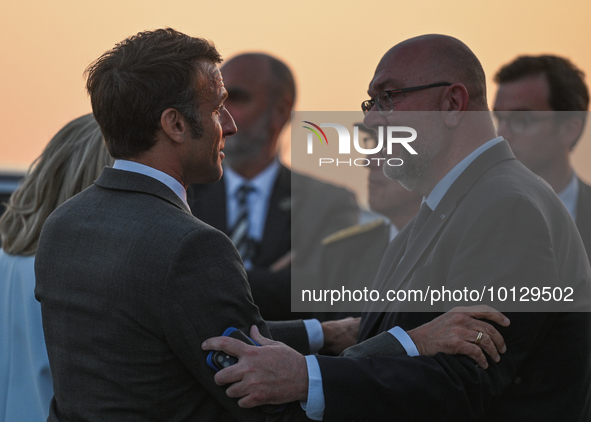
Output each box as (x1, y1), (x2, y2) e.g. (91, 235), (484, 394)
(368, 46), (431, 95)
(494, 74), (552, 111)
(199, 62), (225, 98)
(221, 57), (271, 93)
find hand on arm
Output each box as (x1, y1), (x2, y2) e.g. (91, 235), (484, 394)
(319, 317), (360, 355)
(407, 305), (510, 369)
(202, 325), (308, 407)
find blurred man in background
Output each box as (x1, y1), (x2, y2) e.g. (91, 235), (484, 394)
(188, 53), (358, 322)
(314, 124), (422, 320)
(494, 55), (591, 259)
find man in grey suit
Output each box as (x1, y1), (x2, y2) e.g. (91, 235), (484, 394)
(34, 28), (309, 422)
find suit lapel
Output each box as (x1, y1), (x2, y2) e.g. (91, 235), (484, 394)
(256, 165), (291, 264)
(388, 141), (515, 291)
(359, 141), (516, 338)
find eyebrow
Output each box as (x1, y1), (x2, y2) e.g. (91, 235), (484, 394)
(215, 86), (228, 104)
(368, 78), (405, 96)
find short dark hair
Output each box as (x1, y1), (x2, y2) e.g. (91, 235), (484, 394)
(495, 55), (589, 112)
(85, 28), (222, 159)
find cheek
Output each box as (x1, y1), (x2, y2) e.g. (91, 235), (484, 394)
(224, 105), (247, 127)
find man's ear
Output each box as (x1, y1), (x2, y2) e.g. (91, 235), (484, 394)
(557, 115), (585, 151)
(160, 108), (189, 144)
(443, 83), (469, 127)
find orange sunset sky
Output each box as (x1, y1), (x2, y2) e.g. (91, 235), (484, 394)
(2, 0), (591, 184)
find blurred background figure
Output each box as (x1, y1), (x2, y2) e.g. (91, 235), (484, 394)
(312, 124), (423, 320)
(493, 55), (591, 259)
(0, 173), (24, 217)
(357, 124), (423, 233)
(188, 53), (358, 321)
(0, 114), (112, 421)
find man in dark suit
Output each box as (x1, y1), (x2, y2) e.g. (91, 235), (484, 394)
(34, 28), (310, 422)
(203, 34), (591, 421)
(493, 55), (591, 261)
(188, 53), (358, 321)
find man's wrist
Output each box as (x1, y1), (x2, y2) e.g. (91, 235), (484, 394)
(304, 319), (324, 353)
(301, 355), (324, 421)
(388, 326), (419, 356)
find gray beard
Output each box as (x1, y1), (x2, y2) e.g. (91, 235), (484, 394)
(383, 140), (439, 192)
(223, 114), (272, 169)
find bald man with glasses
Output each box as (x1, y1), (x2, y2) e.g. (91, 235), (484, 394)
(203, 35), (591, 422)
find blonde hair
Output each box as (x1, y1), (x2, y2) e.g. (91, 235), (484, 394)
(0, 114), (113, 256)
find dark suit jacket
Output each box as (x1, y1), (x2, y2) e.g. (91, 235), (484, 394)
(317, 141), (591, 422)
(297, 219), (391, 321)
(187, 164), (358, 321)
(35, 168), (307, 422)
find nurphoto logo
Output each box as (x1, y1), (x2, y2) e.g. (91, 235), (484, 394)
(302, 121), (418, 167)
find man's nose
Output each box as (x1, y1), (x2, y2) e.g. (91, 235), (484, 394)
(363, 109), (388, 133)
(222, 107), (237, 137)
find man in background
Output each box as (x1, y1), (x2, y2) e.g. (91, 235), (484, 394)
(494, 55), (591, 259)
(188, 53), (358, 321)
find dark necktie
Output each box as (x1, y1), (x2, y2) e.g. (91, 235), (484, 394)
(407, 202), (432, 249)
(230, 184), (255, 261)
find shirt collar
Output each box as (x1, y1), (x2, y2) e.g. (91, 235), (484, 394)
(224, 158), (281, 196)
(558, 171), (579, 221)
(425, 137), (504, 211)
(112, 159), (189, 209)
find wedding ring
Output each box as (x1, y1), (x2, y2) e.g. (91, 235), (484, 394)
(474, 331), (483, 345)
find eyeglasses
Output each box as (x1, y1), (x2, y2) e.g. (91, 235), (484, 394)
(361, 82), (453, 115)
(494, 112), (556, 134)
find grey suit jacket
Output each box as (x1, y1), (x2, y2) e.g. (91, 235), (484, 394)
(319, 141), (591, 421)
(35, 168), (307, 422)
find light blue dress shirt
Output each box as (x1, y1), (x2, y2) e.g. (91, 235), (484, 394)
(113, 160), (190, 210)
(303, 136), (505, 420)
(557, 172), (579, 222)
(1, 250), (53, 421)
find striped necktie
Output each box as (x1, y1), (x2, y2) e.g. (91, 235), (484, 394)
(230, 184), (255, 261)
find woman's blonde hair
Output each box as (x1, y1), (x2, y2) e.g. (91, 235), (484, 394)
(0, 114), (113, 255)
